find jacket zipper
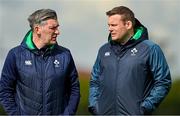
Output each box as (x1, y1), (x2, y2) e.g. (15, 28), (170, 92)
(114, 56), (120, 114)
(114, 46), (126, 114)
(41, 54), (45, 114)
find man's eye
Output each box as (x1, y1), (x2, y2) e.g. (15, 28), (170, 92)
(112, 24), (117, 26)
(50, 27), (56, 30)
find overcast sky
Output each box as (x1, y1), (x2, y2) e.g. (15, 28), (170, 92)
(0, 0), (180, 80)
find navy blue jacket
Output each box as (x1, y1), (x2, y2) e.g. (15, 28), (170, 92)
(0, 30), (80, 115)
(89, 19), (171, 115)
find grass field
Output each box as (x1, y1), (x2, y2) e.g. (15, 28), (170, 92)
(76, 71), (91, 115)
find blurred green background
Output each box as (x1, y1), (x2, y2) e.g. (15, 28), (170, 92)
(0, 71), (180, 115)
(0, 0), (180, 115)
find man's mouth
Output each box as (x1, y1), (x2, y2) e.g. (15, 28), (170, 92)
(111, 33), (116, 37)
(51, 37), (57, 41)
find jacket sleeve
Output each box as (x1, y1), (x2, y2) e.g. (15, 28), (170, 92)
(0, 49), (18, 115)
(141, 45), (172, 114)
(63, 52), (80, 115)
(88, 52), (101, 114)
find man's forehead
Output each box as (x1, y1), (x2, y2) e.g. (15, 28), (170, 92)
(108, 14), (122, 20)
(108, 14), (125, 23)
(46, 19), (59, 26)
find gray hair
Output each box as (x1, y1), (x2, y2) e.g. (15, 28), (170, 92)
(28, 9), (57, 30)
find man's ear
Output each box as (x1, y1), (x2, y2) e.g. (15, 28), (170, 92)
(34, 25), (41, 34)
(125, 21), (133, 30)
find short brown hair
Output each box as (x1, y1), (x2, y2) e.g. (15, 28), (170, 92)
(106, 6), (135, 27)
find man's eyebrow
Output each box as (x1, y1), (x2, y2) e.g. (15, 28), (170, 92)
(49, 24), (59, 28)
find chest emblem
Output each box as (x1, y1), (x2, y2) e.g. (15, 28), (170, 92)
(25, 60), (32, 66)
(105, 52), (111, 56)
(131, 48), (138, 56)
(54, 59), (60, 67)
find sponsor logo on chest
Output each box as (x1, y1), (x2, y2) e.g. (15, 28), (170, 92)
(104, 52), (111, 57)
(25, 60), (32, 66)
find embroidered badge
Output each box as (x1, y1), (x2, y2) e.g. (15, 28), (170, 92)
(131, 48), (138, 56)
(54, 59), (60, 67)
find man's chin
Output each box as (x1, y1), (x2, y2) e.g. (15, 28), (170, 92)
(111, 37), (118, 41)
(48, 42), (56, 45)
(51, 41), (57, 44)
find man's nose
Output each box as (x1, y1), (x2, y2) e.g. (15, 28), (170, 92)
(108, 26), (113, 32)
(55, 28), (60, 35)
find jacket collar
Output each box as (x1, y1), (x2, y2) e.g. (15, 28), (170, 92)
(21, 30), (56, 55)
(108, 18), (149, 48)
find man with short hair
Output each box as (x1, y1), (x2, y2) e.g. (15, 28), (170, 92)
(89, 6), (171, 115)
(0, 9), (80, 115)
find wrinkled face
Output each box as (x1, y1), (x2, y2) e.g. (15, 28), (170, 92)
(108, 14), (130, 43)
(38, 19), (60, 45)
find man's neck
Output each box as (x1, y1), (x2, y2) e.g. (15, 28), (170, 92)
(32, 33), (45, 49)
(120, 30), (134, 45)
